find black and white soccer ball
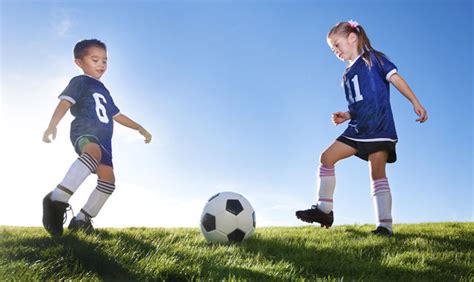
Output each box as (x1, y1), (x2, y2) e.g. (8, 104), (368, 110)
(200, 191), (256, 243)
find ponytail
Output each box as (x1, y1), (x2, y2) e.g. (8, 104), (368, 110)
(356, 25), (386, 67)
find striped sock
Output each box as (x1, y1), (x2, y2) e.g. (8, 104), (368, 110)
(371, 178), (392, 232)
(81, 179), (115, 218)
(317, 165), (336, 214)
(51, 153), (99, 203)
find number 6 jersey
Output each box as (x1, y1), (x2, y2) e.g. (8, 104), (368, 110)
(342, 51), (398, 142)
(59, 75), (120, 156)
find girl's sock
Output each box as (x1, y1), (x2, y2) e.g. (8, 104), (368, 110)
(371, 177), (393, 232)
(317, 164), (336, 214)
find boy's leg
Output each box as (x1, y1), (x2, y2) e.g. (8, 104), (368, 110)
(43, 142), (101, 236)
(368, 151), (393, 235)
(69, 164), (115, 232)
(296, 141), (357, 227)
(50, 142), (101, 203)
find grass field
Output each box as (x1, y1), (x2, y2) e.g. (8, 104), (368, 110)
(1, 222), (472, 281)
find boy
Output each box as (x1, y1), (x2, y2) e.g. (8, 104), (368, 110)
(42, 39), (152, 236)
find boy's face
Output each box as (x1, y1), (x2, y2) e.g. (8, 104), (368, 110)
(75, 46), (107, 79)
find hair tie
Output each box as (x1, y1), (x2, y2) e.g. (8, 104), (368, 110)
(348, 20), (360, 30)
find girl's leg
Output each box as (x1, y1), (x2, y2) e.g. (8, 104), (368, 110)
(368, 151), (393, 233)
(50, 143), (101, 203)
(296, 141), (357, 226)
(316, 141), (357, 213)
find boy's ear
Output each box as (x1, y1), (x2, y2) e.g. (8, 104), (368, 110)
(74, 58), (83, 68)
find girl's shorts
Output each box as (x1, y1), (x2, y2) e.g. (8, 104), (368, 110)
(337, 136), (397, 163)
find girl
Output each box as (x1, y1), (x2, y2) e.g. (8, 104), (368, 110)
(295, 20), (428, 235)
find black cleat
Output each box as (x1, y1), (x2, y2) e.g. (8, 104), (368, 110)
(371, 226), (393, 236)
(42, 192), (70, 237)
(68, 216), (94, 234)
(295, 205), (334, 228)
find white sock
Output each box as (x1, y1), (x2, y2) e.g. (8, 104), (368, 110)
(51, 153), (99, 203)
(372, 178), (392, 232)
(81, 179), (115, 218)
(317, 164), (336, 214)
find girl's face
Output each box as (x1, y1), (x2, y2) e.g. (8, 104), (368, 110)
(327, 33), (359, 63)
(75, 46), (108, 80)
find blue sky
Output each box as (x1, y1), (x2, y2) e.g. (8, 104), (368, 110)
(0, 0), (472, 228)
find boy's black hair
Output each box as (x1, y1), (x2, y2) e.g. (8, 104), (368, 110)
(73, 39), (107, 59)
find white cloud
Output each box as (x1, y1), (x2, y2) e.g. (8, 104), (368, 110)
(51, 8), (73, 37)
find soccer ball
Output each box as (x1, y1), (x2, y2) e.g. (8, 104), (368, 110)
(200, 191), (256, 243)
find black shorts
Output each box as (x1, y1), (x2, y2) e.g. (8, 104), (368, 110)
(337, 136), (397, 163)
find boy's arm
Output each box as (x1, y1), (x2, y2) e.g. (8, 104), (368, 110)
(43, 99), (72, 143)
(113, 113), (152, 143)
(390, 73), (428, 123)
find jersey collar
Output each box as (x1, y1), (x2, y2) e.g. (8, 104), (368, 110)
(347, 53), (363, 68)
(81, 74), (104, 84)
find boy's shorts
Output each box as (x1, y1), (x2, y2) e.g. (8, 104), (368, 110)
(337, 135), (397, 163)
(73, 135), (114, 167)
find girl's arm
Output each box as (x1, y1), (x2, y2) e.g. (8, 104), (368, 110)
(113, 113), (152, 143)
(43, 99), (72, 143)
(389, 73), (428, 123)
(332, 111), (351, 125)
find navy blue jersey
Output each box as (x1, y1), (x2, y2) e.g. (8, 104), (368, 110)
(59, 75), (120, 161)
(341, 51), (398, 142)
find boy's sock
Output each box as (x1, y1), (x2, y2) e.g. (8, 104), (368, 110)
(316, 164), (336, 214)
(51, 153), (99, 203)
(80, 179), (115, 219)
(371, 177), (393, 232)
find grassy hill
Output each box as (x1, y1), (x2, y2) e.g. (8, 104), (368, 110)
(1, 222), (472, 281)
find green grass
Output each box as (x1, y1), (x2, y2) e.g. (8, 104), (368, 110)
(1, 222), (472, 281)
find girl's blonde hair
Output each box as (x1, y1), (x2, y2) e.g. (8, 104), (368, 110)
(328, 21), (385, 67)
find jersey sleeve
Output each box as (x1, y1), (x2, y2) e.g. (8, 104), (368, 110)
(58, 76), (86, 104)
(108, 96), (121, 118)
(373, 52), (397, 82)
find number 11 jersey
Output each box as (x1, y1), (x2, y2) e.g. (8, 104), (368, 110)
(342, 51), (398, 142)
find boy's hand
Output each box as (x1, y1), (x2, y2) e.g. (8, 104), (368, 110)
(331, 111), (351, 125)
(414, 103), (428, 123)
(138, 126), (152, 144)
(43, 127), (57, 143)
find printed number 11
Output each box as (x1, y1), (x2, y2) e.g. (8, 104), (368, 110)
(346, 75), (363, 104)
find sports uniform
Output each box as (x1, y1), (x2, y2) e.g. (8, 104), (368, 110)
(59, 75), (120, 167)
(338, 51), (398, 163)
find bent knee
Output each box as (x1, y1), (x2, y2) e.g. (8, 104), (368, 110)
(320, 151), (336, 166)
(82, 143), (102, 162)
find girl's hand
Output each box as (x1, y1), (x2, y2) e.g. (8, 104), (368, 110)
(331, 111), (351, 125)
(138, 126), (152, 144)
(414, 103), (428, 123)
(43, 127), (57, 143)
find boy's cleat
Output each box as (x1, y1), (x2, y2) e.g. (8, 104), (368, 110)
(295, 205), (334, 228)
(42, 192), (70, 237)
(371, 226), (393, 236)
(68, 216), (94, 234)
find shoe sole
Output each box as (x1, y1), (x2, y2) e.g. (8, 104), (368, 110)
(296, 213), (333, 228)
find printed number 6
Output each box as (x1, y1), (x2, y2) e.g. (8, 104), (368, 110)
(93, 93), (109, 123)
